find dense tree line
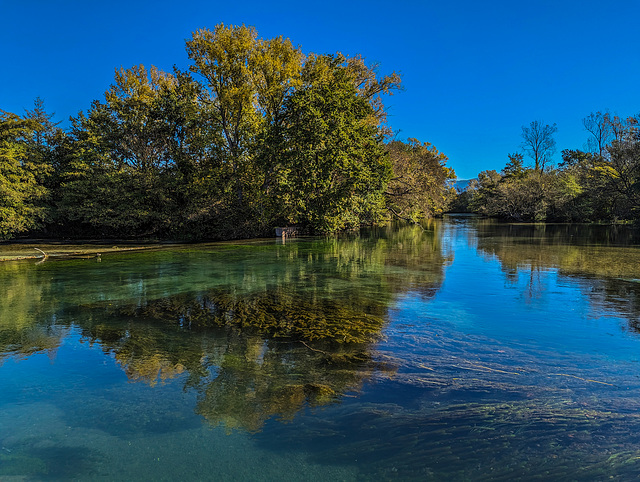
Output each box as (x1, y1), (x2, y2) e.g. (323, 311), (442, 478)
(0, 24), (455, 241)
(457, 114), (640, 222)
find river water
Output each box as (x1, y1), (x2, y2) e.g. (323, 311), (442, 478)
(2, 216), (640, 480)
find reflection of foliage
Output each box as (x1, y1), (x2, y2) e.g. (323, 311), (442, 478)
(0, 262), (67, 362)
(472, 219), (640, 328)
(82, 319), (210, 388)
(194, 335), (387, 433)
(119, 289), (386, 343)
(79, 272), (406, 431)
(0, 325), (65, 363)
(0, 222), (445, 431)
(472, 221), (640, 278)
(120, 353), (187, 386)
(77, 309), (394, 432)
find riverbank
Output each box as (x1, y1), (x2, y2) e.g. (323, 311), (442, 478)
(0, 240), (164, 262)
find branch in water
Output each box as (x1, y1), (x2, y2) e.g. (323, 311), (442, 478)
(387, 207), (424, 229)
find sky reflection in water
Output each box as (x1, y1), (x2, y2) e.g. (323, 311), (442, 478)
(2, 218), (640, 479)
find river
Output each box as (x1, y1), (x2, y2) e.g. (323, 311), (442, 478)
(2, 216), (640, 480)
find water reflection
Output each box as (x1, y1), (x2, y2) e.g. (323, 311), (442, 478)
(0, 223), (445, 431)
(5, 219), (640, 478)
(0, 262), (68, 362)
(471, 218), (640, 329)
(73, 302), (396, 432)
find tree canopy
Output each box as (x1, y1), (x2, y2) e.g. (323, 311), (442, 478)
(0, 23), (456, 241)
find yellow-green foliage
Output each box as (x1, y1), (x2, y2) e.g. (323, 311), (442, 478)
(0, 112), (47, 238)
(386, 138), (456, 221)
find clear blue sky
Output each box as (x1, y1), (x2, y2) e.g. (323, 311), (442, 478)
(1, 0), (639, 179)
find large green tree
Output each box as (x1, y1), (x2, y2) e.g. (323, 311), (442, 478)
(2, 23), (423, 240)
(186, 25), (261, 209)
(276, 54), (392, 233)
(54, 66), (217, 237)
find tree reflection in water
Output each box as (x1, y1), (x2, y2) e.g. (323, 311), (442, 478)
(0, 222), (445, 431)
(472, 219), (640, 329)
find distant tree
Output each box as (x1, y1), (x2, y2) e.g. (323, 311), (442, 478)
(581, 111), (639, 157)
(475, 168), (575, 222)
(502, 152), (525, 178)
(467, 169), (501, 215)
(521, 120), (557, 171)
(466, 115), (640, 223)
(602, 137), (640, 219)
(583, 111), (614, 157)
(560, 149), (596, 169)
(610, 114), (639, 142)
(477, 170), (502, 189)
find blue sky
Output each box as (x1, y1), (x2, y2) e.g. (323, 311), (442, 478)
(1, 0), (639, 179)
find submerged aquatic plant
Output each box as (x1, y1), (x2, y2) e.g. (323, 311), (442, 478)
(118, 288), (388, 344)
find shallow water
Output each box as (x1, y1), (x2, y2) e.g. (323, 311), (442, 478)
(2, 217), (640, 480)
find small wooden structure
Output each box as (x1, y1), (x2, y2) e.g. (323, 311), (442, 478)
(275, 227), (298, 237)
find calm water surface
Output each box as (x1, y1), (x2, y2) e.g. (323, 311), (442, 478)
(3, 216), (640, 480)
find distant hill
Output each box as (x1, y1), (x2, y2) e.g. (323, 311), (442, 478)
(453, 179), (475, 192)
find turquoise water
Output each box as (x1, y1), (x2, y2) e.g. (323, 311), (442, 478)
(3, 218), (640, 479)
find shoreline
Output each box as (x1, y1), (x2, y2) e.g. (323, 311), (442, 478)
(0, 242), (166, 262)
